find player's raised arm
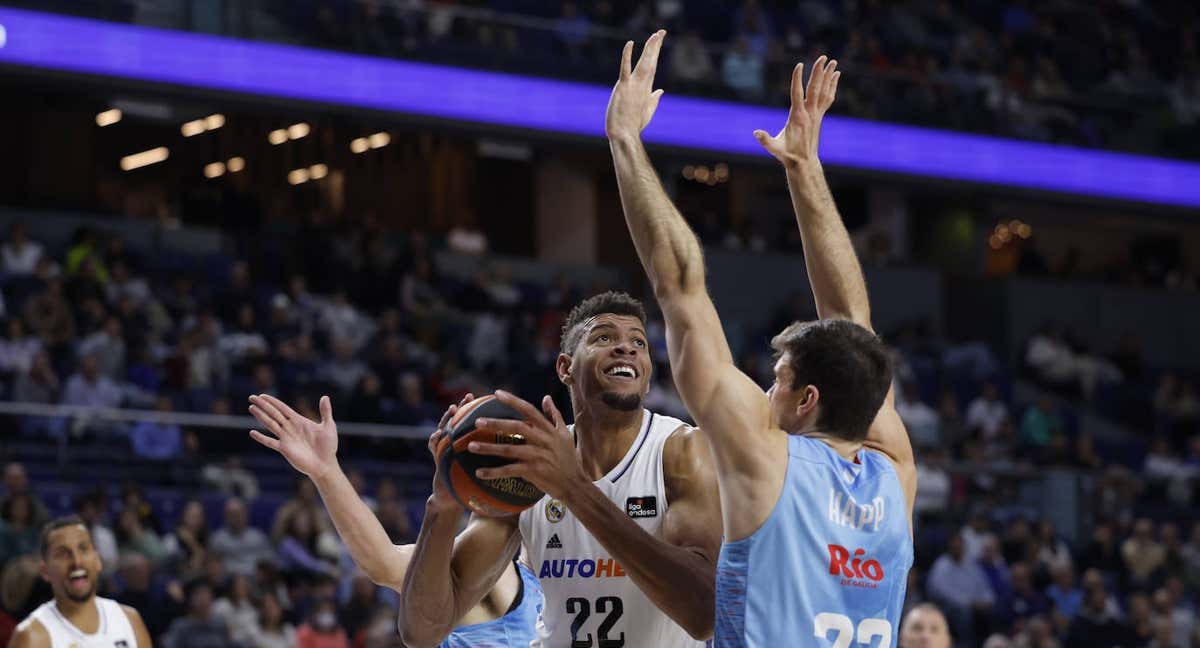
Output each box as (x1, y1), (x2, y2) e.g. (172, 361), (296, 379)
(248, 393), (519, 648)
(606, 32), (771, 462)
(754, 59), (916, 521)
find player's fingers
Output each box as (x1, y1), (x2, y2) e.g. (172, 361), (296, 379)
(828, 70), (841, 104)
(438, 403), (459, 432)
(249, 429), (281, 451)
(318, 395), (334, 426)
(620, 40), (634, 81)
(493, 389), (546, 423)
(466, 441), (535, 462)
(248, 404), (286, 437)
(806, 55), (828, 104)
(823, 61), (839, 103)
(790, 62), (804, 108)
(648, 88), (664, 116)
(257, 393), (301, 423)
(542, 395), (567, 430)
(476, 463), (530, 481)
(635, 30), (666, 78)
(428, 428), (446, 455)
(459, 393), (475, 408)
(475, 417), (540, 442)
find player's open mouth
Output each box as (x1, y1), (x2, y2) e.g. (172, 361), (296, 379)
(68, 569), (88, 586)
(603, 363), (637, 381)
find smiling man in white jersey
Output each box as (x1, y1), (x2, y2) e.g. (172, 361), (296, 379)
(607, 32), (916, 647)
(9, 517), (153, 648)
(398, 291), (722, 648)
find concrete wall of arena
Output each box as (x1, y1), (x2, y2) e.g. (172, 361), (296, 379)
(702, 248), (945, 343)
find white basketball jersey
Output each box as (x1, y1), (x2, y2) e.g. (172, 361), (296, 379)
(25, 597), (138, 648)
(519, 409), (704, 648)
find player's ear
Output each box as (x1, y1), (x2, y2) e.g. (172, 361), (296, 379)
(795, 384), (819, 417)
(556, 353), (573, 386)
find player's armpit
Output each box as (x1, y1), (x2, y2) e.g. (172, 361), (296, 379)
(121, 605), (154, 648)
(7, 620), (50, 648)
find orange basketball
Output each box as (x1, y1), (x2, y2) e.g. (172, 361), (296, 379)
(435, 395), (544, 516)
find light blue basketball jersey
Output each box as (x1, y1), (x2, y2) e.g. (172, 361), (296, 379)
(441, 562), (543, 648)
(715, 435), (913, 648)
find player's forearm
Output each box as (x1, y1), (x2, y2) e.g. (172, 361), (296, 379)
(397, 501), (463, 648)
(610, 134), (706, 299)
(310, 462), (404, 588)
(564, 482), (715, 639)
(785, 160), (871, 327)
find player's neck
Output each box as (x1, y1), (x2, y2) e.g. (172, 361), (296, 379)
(573, 406), (645, 481)
(804, 431), (863, 461)
(55, 595), (100, 632)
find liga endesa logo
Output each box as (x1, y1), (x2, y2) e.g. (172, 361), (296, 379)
(827, 544), (884, 589)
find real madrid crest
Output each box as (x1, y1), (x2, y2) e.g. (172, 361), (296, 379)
(545, 499), (565, 523)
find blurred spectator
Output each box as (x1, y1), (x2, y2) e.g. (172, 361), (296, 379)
(914, 448), (951, 519)
(276, 508), (338, 582)
(345, 373), (386, 423)
(553, 2), (591, 61)
(1122, 518), (1166, 590)
(114, 552), (180, 639)
(392, 372), (439, 426)
(201, 457), (261, 501)
(62, 354), (123, 409)
(129, 396), (184, 460)
(722, 36), (764, 100)
(962, 510), (998, 562)
(1077, 522), (1122, 583)
(899, 603), (952, 648)
(0, 494), (39, 568)
(218, 304), (270, 373)
(12, 350), (61, 407)
(1035, 520), (1072, 576)
(77, 316), (126, 379)
(322, 338), (367, 397)
(23, 277), (75, 350)
(1045, 565), (1083, 621)
(1019, 396), (1061, 450)
(210, 497), (274, 578)
(966, 382), (1009, 441)
(248, 591), (296, 648)
(670, 30), (714, 87)
(212, 574), (259, 646)
(927, 533), (995, 646)
(318, 290), (374, 353)
(116, 507), (168, 566)
(163, 500), (210, 580)
(897, 382), (940, 448)
(1064, 577), (1137, 647)
(339, 570), (379, 639)
(1003, 562), (1048, 626)
(1, 222), (43, 276)
(74, 494), (119, 574)
(162, 580), (236, 648)
(1, 463), (48, 530)
(0, 319), (41, 376)
(296, 597), (349, 648)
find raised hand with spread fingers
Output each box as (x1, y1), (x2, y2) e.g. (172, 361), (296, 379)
(753, 55), (841, 168)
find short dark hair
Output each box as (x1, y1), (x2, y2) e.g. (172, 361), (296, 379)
(40, 515), (92, 556)
(560, 291), (647, 355)
(771, 319), (892, 442)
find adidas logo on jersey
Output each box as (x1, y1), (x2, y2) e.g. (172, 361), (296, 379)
(545, 533), (563, 549)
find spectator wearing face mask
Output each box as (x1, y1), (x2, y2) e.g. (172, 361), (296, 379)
(296, 597), (349, 648)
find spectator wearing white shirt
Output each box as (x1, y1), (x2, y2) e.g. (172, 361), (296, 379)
(670, 30), (715, 87)
(915, 448), (952, 520)
(78, 316), (126, 379)
(62, 354), (123, 408)
(322, 336), (367, 396)
(928, 533), (995, 646)
(966, 382), (1009, 440)
(318, 289), (374, 353)
(0, 318), (41, 375)
(218, 304), (270, 370)
(1, 222), (43, 276)
(897, 382), (941, 448)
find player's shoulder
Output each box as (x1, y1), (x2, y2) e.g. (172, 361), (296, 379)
(660, 422), (715, 480)
(10, 616), (50, 648)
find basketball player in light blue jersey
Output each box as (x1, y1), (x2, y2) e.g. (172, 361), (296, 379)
(607, 32), (916, 647)
(248, 393), (542, 647)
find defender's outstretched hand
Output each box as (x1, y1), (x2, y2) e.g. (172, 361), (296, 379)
(249, 394), (340, 481)
(606, 30), (667, 142)
(754, 56), (841, 167)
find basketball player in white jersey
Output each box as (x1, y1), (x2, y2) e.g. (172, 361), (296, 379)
(398, 292), (722, 648)
(9, 517), (153, 648)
